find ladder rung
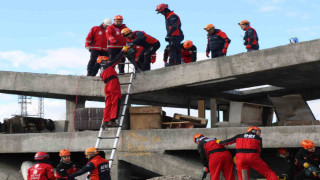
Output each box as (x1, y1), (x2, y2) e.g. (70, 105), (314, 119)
(99, 148), (116, 151)
(120, 82), (131, 85)
(98, 137), (119, 139)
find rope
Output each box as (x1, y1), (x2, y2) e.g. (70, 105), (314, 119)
(67, 76), (82, 150)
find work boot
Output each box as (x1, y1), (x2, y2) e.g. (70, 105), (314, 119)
(101, 121), (108, 128)
(108, 121), (119, 127)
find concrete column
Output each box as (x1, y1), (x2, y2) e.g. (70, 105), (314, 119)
(198, 100), (205, 118)
(66, 97), (85, 132)
(210, 99), (217, 127)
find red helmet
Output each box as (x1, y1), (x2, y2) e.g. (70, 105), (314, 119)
(114, 15), (123, 20)
(247, 126), (261, 133)
(301, 140), (315, 150)
(156, 4), (168, 13)
(183, 40), (193, 49)
(193, 133), (204, 143)
(34, 152), (49, 160)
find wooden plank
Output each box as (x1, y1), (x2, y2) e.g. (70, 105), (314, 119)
(210, 99), (217, 128)
(173, 113), (208, 125)
(198, 100), (205, 118)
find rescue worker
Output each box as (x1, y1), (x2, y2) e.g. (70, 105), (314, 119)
(164, 40), (197, 65)
(156, 3), (184, 66)
(218, 126), (279, 180)
(130, 45), (157, 71)
(239, 20), (259, 51)
(277, 148), (295, 180)
(193, 134), (235, 180)
(61, 147), (111, 180)
(294, 140), (320, 180)
(55, 149), (79, 180)
(97, 46), (129, 127)
(85, 18), (111, 76)
(106, 15), (128, 73)
(27, 152), (56, 180)
(204, 24), (231, 58)
(121, 28), (160, 71)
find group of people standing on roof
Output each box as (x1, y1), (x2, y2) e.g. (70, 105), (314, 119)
(194, 126), (320, 180)
(27, 148), (111, 180)
(85, 3), (259, 76)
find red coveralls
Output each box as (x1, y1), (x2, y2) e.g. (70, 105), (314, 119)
(198, 137), (235, 180)
(219, 132), (278, 180)
(27, 162), (56, 180)
(100, 52), (124, 122)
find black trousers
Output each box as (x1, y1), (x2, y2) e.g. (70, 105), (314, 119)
(108, 48), (126, 73)
(137, 41), (160, 71)
(87, 50), (109, 76)
(168, 35), (184, 66)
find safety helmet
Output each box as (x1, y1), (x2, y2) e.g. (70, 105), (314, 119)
(103, 18), (112, 26)
(34, 152), (49, 160)
(204, 24), (215, 31)
(278, 148), (288, 155)
(114, 15), (123, 20)
(247, 126), (261, 133)
(183, 40), (193, 49)
(97, 56), (109, 64)
(301, 140), (315, 150)
(121, 28), (132, 36)
(85, 147), (99, 155)
(193, 133), (204, 143)
(239, 20), (250, 26)
(59, 149), (71, 157)
(156, 4), (168, 13)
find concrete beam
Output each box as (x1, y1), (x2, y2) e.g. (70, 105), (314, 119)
(1, 126), (319, 153)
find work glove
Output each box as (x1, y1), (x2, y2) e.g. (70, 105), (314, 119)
(201, 167), (209, 180)
(303, 162), (310, 168)
(164, 62), (169, 67)
(109, 37), (118, 44)
(246, 45), (252, 50)
(222, 48), (227, 54)
(216, 139), (221, 144)
(206, 52), (209, 58)
(165, 36), (170, 42)
(122, 46), (129, 52)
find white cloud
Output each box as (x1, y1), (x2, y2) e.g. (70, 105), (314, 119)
(61, 31), (77, 38)
(0, 48), (89, 72)
(259, 5), (281, 12)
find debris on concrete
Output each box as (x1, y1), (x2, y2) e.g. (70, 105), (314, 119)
(148, 175), (193, 180)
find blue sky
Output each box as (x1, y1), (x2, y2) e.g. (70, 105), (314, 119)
(1, 0), (320, 121)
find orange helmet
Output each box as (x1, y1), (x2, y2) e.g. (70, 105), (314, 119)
(97, 56), (109, 63)
(301, 140), (315, 150)
(278, 148), (288, 155)
(85, 147), (99, 155)
(34, 152), (49, 160)
(239, 20), (250, 26)
(193, 133), (204, 143)
(247, 126), (261, 133)
(183, 40), (193, 49)
(121, 28), (132, 36)
(204, 24), (215, 31)
(59, 149), (71, 157)
(114, 15), (123, 20)
(156, 4), (168, 13)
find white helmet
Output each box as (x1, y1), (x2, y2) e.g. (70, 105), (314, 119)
(103, 18), (112, 26)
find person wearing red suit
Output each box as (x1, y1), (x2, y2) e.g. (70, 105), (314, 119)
(106, 15), (128, 73)
(218, 126), (278, 180)
(194, 134), (235, 180)
(85, 18), (111, 76)
(27, 152), (56, 180)
(97, 46), (129, 127)
(121, 28), (160, 71)
(132, 45), (156, 71)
